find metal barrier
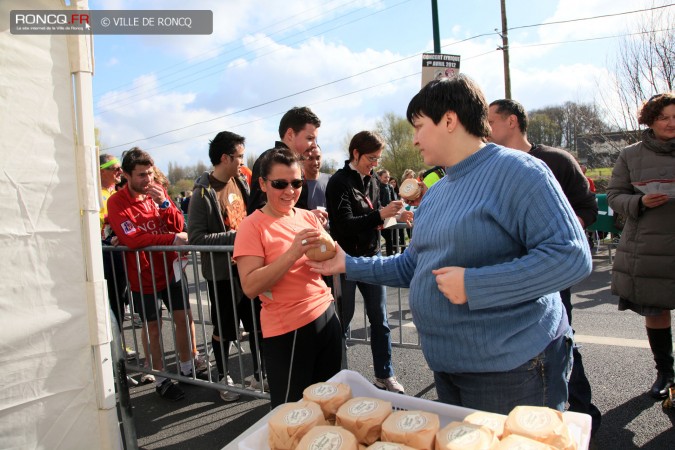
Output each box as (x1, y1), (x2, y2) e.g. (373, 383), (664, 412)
(102, 240), (421, 401)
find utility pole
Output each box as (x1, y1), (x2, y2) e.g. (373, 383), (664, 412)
(431, 0), (441, 53)
(499, 0), (512, 99)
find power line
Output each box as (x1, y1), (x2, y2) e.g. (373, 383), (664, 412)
(95, 1), (411, 113)
(95, 0), (365, 100)
(102, 4), (672, 150)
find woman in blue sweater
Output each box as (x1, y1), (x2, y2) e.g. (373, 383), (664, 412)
(307, 75), (592, 414)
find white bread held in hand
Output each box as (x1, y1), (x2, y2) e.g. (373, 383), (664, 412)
(296, 425), (359, 450)
(305, 231), (337, 261)
(380, 410), (440, 450)
(399, 178), (421, 201)
(268, 401), (327, 450)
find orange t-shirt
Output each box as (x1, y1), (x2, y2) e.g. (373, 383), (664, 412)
(233, 208), (333, 338)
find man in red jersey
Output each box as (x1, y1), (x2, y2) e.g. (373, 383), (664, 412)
(107, 147), (200, 401)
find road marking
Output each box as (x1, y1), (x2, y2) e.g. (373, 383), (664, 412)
(574, 334), (650, 349)
(401, 323), (655, 349)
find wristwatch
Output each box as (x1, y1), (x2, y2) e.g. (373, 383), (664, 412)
(158, 199), (171, 209)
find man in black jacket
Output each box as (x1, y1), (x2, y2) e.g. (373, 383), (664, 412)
(247, 107), (327, 227)
(188, 130), (266, 401)
(326, 130), (410, 393)
(488, 99), (601, 435)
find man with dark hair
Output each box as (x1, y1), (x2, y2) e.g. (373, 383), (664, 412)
(247, 107), (326, 227)
(108, 147), (202, 401)
(302, 145), (331, 211)
(488, 98), (601, 434)
(188, 131), (267, 401)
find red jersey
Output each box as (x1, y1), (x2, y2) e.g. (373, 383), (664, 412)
(107, 186), (184, 293)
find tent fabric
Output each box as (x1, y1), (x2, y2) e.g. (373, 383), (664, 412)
(0, 0), (120, 448)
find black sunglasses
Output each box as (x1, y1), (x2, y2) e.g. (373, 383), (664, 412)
(264, 178), (303, 189)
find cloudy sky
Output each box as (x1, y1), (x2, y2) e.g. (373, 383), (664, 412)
(90, 0), (672, 172)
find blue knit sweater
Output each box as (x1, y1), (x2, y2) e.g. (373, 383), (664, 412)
(346, 144), (592, 373)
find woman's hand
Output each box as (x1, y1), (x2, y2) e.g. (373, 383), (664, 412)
(642, 193), (669, 209)
(291, 228), (322, 260)
(398, 209), (414, 227)
(432, 266), (467, 304)
(380, 200), (404, 220)
(306, 243), (347, 275)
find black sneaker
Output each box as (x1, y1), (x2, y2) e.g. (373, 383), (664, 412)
(156, 379), (184, 401)
(181, 368), (212, 382)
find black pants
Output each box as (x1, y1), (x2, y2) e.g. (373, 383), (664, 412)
(207, 277), (263, 378)
(263, 303), (343, 407)
(382, 229), (395, 256)
(103, 246), (128, 331)
(560, 287), (602, 435)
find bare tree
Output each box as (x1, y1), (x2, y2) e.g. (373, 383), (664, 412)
(603, 3), (674, 131)
(528, 102), (609, 152)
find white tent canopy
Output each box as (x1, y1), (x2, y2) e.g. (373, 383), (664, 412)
(0, 0), (120, 447)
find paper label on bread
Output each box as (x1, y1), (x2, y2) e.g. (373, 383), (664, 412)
(284, 407), (314, 425)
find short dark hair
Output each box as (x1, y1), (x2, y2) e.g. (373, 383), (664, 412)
(259, 148), (301, 179)
(348, 130), (384, 161)
(489, 99), (528, 133)
(638, 92), (675, 126)
(278, 106), (321, 139)
(406, 75), (491, 138)
(208, 131), (246, 166)
(121, 147), (153, 174)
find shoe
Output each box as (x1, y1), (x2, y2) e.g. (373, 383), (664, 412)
(219, 375), (240, 402)
(246, 375), (269, 392)
(194, 354), (211, 372)
(156, 379), (184, 401)
(140, 372), (155, 384)
(132, 315), (142, 327)
(374, 376), (405, 394)
(181, 368), (212, 381)
(650, 372), (675, 399)
(125, 346), (137, 360)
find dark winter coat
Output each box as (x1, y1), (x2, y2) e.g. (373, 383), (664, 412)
(607, 130), (675, 308)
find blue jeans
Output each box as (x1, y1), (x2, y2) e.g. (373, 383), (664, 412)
(338, 274), (393, 379)
(433, 329), (573, 414)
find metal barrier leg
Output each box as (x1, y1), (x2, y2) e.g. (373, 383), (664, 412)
(111, 313), (138, 450)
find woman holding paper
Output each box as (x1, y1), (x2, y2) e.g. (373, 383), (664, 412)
(325, 130), (412, 393)
(607, 92), (675, 399)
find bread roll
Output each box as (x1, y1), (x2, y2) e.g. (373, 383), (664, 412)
(336, 397), (392, 445)
(463, 411), (507, 438)
(399, 179), (421, 201)
(503, 406), (576, 450)
(296, 425), (359, 450)
(305, 232), (337, 261)
(268, 401), (327, 450)
(367, 442), (417, 450)
(434, 421), (498, 450)
(495, 434), (556, 449)
(380, 410), (440, 450)
(303, 382), (352, 422)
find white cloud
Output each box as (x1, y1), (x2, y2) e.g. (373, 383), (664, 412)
(92, 0), (655, 172)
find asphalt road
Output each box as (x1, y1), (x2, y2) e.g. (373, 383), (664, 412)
(122, 247), (675, 449)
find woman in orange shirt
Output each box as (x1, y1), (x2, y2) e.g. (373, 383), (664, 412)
(233, 148), (342, 406)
